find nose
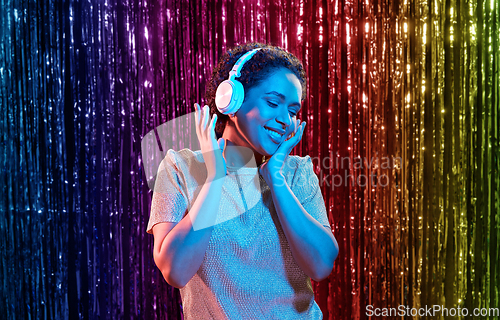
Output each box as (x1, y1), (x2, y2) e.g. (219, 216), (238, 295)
(275, 106), (293, 131)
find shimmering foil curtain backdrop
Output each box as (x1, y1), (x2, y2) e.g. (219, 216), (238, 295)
(0, 0), (499, 319)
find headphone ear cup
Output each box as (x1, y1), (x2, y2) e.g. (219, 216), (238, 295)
(215, 80), (235, 114)
(215, 48), (261, 116)
(228, 79), (244, 115)
(215, 79), (245, 116)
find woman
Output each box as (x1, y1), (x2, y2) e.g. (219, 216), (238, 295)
(147, 42), (339, 319)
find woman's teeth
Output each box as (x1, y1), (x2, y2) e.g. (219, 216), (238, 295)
(265, 127), (283, 140)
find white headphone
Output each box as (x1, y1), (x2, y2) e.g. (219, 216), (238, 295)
(215, 48), (262, 117)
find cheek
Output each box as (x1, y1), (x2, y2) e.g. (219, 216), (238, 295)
(243, 107), (267, 125)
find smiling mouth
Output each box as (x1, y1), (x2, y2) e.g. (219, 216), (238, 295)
(264, 127), (284, 141)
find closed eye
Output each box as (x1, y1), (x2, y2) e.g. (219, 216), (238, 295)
(267, 101), (298, 117)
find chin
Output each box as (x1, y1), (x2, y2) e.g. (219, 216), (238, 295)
(262, 145), (278, 157)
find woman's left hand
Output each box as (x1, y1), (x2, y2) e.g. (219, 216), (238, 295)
(259, 119), (306, 186)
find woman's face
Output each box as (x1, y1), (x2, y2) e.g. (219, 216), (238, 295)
(226, 67), (302, 158)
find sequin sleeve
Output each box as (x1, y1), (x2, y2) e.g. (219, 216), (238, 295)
(291, 156), (331, 229)
(146, 150), (189, 234)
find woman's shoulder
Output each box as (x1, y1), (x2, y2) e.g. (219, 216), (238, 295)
(162, 148), (208, 185)
(166, 148), (202, 159)
(283, 154), (314, 174)
(163, 148), (205, 170)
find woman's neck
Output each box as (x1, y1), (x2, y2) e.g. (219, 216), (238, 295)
(221, 139), (264, 169)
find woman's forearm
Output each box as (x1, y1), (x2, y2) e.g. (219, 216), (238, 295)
(155, 177), (224, 288)
(269, 173), (339, 281)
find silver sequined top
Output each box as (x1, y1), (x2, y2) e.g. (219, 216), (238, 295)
(147, 148), (331, 319)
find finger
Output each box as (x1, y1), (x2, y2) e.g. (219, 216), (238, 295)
(285, 121), (297, 141)
(298, 121), (306, 138)
(210, 113), (217, 128)
(218, 137), (225, 151)
(219, 138), (227, 174)
(202, 105), (210, 131)
(200, 104), (207, 133)
(194, 103), (199, 123)
(210, 114), (218, 140)
(291, 120), (297, 135)
(281, 129), (299, 153)
(194, 103), (201, 136)
(290, 121), (305, 146)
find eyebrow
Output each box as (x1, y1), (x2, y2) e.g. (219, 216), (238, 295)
(265, 91), (301, 108)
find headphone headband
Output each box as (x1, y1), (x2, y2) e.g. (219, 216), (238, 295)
(215, 47), (263, 117)
(228, 48), (262, 78)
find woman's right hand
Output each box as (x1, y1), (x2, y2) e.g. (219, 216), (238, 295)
(194, 103), (227, 180)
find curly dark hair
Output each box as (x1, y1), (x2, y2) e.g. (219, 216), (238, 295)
(204, 42), (307, 139)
